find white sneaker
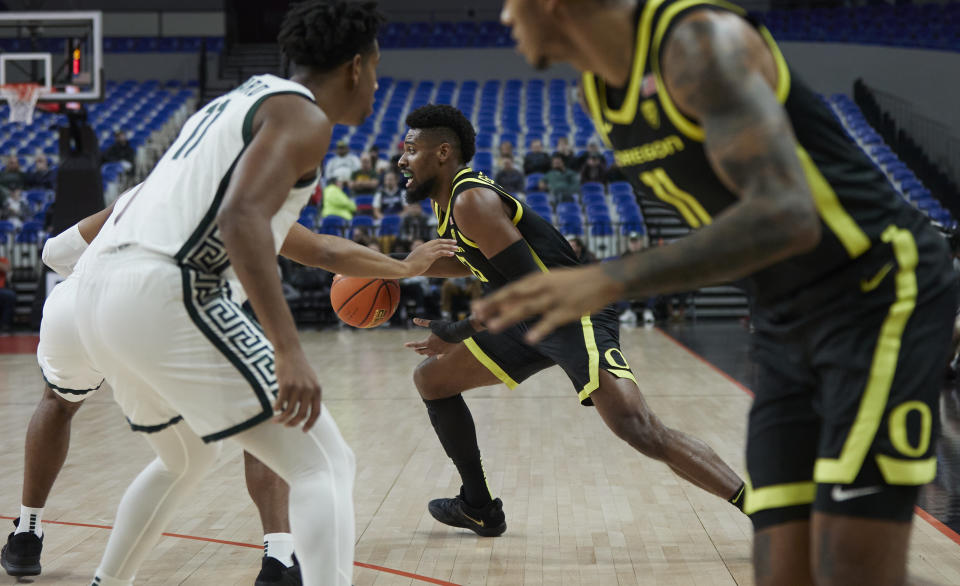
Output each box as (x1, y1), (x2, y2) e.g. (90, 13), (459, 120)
(642, 309), (655, 328)
(620, 309), (637, 326)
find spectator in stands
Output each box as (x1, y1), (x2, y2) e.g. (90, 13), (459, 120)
(0, 255), (14, 332)
(553, 136), (576, 169)
(367, 145), (391, 176)
(575, 138), (603, 170)
(401, 197), (429, 241)
(321, 179), (356, 221)
(0, 156), (25, 199)
(390, 141), (404, 172)
(605, 163), (627, 184)
(373, 170), (406, 219)
(495, 157), (525, 195)
(523, 138), (551, 175)
(618, 232), (656, 327)
(567, 236), (597, 264)
(541, 154), (580, 202)
(25, 154), (55, 190)
(102, 130), (135, 171)
(440, 276), (483, 321)
(580, 153), (607, 185)
(350, 153), (380, 196)
(4, 188), (24, 219)
(496, 140), (521, 173)
(324, 139), (361, 183)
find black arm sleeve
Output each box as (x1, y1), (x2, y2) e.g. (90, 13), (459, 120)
(487, 238), (543, 281)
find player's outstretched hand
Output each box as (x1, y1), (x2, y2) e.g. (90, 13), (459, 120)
(402, 239), (459, 276)
(403, 317), (460, 357)
(472, 264), (623, 344)
(273, 348), (322, 431)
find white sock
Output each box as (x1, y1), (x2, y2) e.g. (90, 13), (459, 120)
(264, 533), (295, 567)
(15, 506), (43, 537)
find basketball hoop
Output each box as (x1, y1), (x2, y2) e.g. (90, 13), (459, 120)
(0, 83), (43, 124)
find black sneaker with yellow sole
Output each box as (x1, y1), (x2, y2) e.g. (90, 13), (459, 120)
(1, 519), (42, 577)
(428, 487), (506, 537)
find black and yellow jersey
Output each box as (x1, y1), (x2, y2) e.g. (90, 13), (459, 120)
(433, 168), (580, 291)
(581, 0), (937, 304)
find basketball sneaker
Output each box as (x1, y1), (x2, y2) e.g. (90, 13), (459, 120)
(254, 553), (301, 586)
(1, 519), (42, 577)
(428, 487), (507, 537)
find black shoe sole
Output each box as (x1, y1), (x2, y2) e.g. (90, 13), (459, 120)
(427, 504), (507, 537)
(1, 553), (41, 577)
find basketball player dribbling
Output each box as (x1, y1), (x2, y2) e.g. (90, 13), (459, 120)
(64, 2), (386, 584)
(1, 185), (455, 585)
(399, 104), (745, 537)
(476, 1), (959, 584)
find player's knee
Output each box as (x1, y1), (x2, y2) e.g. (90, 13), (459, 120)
(607, 410), (668, 458)
(413, 358), (442, 399)
(42, 387), (83, 417)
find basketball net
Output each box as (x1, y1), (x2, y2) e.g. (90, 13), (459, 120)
(0, 83), (43, 125)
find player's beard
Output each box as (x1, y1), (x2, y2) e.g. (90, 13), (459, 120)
(405, 175), (437, 203)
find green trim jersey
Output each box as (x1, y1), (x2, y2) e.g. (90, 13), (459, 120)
(433, 168), (579, 291)
(103, 75), (319, 288)
(581, 0), (940, 305)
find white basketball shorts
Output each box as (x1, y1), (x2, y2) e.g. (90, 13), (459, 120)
(37, 276), (105, 402)
(75, 248), (278, 440)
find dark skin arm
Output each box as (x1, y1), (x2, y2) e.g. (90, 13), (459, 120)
(279, 223), (458, 278)
(475, 10), (821, 342)
(77, 199), (118, 243)
(418, 255), (473, 278)
(218, 94), (329, 431)
(405, 186), (526, 356)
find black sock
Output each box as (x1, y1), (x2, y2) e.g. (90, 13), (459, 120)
(423, 395), (492, 507)
(729, 483), (746, 512)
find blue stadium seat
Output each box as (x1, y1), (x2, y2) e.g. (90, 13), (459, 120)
(525, 173), (544, 192)
(581, 182), (604, 197)
(525, 192), (549, 207)
(379, 215), (402, 237)
(349, 215), (375, 239)
(319, 215), (347, 236)
(16, 221), (42, 243)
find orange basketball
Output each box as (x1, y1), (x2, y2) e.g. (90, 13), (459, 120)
(330, 275), (401, 328)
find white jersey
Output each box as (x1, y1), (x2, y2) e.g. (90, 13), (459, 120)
(101, 74), (319, 282)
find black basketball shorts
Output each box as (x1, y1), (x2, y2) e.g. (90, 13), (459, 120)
(464, 306), (636, 405)
(745, 225), (958, 530)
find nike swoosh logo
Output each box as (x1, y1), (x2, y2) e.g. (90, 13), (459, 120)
(462, 513), (485, 527)
(831, 485), (883, 502)
(860, 262), (895, 292)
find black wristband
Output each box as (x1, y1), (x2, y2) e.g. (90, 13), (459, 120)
(430, 318), (477, 343)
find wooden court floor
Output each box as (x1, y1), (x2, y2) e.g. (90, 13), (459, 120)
(2, 327), (959, 585)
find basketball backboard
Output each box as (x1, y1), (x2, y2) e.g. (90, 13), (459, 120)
(0, 11), (102, 103)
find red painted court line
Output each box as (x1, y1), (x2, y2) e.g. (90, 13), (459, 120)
(354, 562), (459, 585)
(655, 328), (960, 549)
(0, 334), (39, 354)
(0, 516), (460, 585)
(915, 507), (960, 547)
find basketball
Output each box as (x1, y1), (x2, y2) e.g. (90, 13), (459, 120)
(330, 275), (401, 328)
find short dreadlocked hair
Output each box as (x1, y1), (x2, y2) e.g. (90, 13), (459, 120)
(278, 0), (385, 73)
(405, 104), (476, 165)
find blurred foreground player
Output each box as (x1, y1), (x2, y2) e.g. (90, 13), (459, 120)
(478, 1), (958, 584)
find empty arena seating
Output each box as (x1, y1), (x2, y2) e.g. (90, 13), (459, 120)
(759, 3), (960, 51)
